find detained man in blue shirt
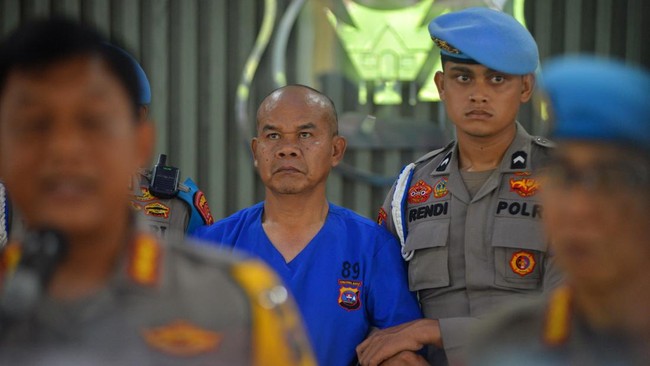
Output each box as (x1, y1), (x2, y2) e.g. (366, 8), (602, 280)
(195, 85), (423, 366)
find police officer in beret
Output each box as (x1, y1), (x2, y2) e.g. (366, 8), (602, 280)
(0, 18), (314, 365)
(109, 44), (216, 241)
(357, 7), (563, 365)
(467, 56), (650, 366)
(0, 44), (215, 250)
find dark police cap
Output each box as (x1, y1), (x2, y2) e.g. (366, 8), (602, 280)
(104, 43), (151, 105)
(541, 56), (650, 151)
(428, 7), (538, 75)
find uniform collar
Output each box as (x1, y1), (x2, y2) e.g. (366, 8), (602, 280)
(429, 121), (533, 176)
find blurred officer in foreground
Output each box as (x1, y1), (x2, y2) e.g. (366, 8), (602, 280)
(467, 56), (650, 366)
(0, 45), (214, 249)
(359, 7), (563, 365)
(0, 18), (313, 365)
(195, 85), (423, 365)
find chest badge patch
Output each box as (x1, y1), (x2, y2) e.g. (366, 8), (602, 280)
(377, 207), (388, 226)
(142, 320), (222, 356)
(144, 202), (170, 219)
(338, 279), (362, 311)
(135, 186), (156, 202)
(510, 172), (540, 197)
(510, 251), (536, 276)
(408, 180), (433, 204)
(433, 177), (449, 198)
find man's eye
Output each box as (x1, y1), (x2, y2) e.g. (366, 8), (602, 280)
(299, 132), (312, 138)
(267, 133), (280, 140)
(456, 75), (470, 83)
(491, 75), (505, 83)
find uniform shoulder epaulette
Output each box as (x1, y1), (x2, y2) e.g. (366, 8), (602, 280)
(532, 136), (556, 148)
(414, 140), (455, 165)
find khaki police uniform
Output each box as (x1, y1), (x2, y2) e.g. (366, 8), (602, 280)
(0, 226), (314, 365)
(132, 171), (214, 244)
(380, 122), (564, 363)
(467, 286), (648, 365)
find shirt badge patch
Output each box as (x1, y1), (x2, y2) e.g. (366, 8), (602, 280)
(377, 207), (388, 226)
(510, 172), (540, 197)
(338, 279), (362, 311)
(433, 177), (449, 198)
(193, 191), (214, 225)
(510, 151), (528, 169)
(135, 186), (156, 201)
(142, 320), (222, 356)
(144, 202), (170, 219)
(407, 180), (433, 204)
(510, 250), (536, 276)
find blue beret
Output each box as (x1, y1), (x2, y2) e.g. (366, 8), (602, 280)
(428, 7), (538, 75)
(104, 43), (151, 105)
(541, 56), (650, 151)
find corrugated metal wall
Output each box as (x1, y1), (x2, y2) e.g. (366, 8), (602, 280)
(1, 0), (648, 220)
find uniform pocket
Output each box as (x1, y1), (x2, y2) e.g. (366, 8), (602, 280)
(405, 219), (450, 291)
(492, 217), (547, 290)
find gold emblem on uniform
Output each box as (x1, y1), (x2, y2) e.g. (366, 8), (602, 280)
(509, 250), (536, 276)
(509, 172), (540, 197)
(135, 186), (155, 201)
(432, 37), (460, 54)
(144, 202), (170, 219)
(433, 177), (449, 198)
(128, 234), (162, 286)
(142, 320), (222, 356)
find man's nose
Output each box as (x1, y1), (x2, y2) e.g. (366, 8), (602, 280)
(275, 138), (300, 158)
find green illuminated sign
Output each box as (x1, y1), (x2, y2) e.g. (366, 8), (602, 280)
(326, 0), (528, 105)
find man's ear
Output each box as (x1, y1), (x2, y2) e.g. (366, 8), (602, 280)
(434, 71), (446, 101)
(520, 73), (535, 103)
(251, 138), (259, 167)
(331, 135), (347, 167)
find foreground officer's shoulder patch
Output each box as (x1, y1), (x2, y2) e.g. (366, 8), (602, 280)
(142, 320), (222, 357)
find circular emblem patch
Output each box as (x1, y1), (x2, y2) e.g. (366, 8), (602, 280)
(510, 251), (536, 276)
(433, 177), (449, 198)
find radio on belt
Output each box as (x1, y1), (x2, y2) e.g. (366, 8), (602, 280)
(148, 154), (180, 199)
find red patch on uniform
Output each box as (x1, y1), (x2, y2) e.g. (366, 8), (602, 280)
(407, 180), (433, 204)
(193, 191), (214, 225)
(338, 279), (362, 311)
(433, 177), (449, 198)
(510, 250), (536, 276)
(377, 208), (388, 226)
(510, 172), (540, 197)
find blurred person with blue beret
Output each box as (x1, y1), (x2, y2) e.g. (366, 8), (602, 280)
(358, 7), (563, 365)
(0, 43), (215, 250)
(0, 18), (314, 365)
(466, 55), (650, 366)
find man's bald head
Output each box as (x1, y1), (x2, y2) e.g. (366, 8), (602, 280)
(256, 84), (339, 135)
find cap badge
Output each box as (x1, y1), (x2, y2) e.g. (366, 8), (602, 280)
(432, 37), (460, 54)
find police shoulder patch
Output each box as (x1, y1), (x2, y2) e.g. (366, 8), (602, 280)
(193, 191), (214, 225)
(407, 180), (433, 204)
(338, 279), (362, 311)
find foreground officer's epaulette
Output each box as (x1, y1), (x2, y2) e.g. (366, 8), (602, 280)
(532, 136), (555, 149)
(414, 140), (455, 165)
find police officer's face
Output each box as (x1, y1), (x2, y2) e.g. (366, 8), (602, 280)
(541, 142), (650, 290)
(434, 62), (534, 139)
(0, 55), (153, 235)
(251, 89), (346, 195)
